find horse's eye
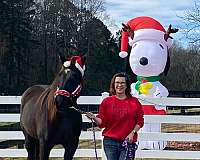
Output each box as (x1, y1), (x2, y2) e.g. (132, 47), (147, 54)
(159, 44), (164, 49)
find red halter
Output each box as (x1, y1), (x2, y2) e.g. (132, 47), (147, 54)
(54, 85), (82, 98)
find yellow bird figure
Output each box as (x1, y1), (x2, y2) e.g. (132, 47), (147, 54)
(139, 82), (153, 95)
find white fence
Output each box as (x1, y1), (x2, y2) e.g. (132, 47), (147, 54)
(0, 96), (200, 159)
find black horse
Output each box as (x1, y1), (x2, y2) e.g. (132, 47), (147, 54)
(20, 55), (86, 160)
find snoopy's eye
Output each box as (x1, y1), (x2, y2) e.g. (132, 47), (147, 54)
(159, 44), (164, 49)
(132, 43), (137, 48)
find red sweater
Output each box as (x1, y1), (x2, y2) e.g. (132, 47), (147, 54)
(97, 96), (144, 142)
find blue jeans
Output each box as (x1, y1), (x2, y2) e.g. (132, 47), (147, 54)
(103, 137), (136, 160)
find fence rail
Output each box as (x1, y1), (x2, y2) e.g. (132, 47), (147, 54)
(0, 96), (200, 159)
(2, 96), (200, 106)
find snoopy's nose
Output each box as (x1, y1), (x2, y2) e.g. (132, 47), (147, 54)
(140, 57), (148, 65)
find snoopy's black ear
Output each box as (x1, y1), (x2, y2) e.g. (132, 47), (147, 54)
(164, 55), (170, 76)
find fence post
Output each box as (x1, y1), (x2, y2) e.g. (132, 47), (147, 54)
(101, 92), (109, 160)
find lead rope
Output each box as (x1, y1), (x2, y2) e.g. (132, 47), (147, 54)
(72, 107), (99, 160)
(91, 119), (99, 160)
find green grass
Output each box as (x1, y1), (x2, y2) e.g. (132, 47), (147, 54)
(0, 122), (15, 127)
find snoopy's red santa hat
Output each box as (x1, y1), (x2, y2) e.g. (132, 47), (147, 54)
(119, 16), (173, 58)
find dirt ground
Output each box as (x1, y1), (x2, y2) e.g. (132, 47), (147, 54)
(167, 141), (200, 150)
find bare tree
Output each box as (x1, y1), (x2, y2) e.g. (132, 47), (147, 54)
(181, 1), (200, 44)
(162, 42), (200, 91)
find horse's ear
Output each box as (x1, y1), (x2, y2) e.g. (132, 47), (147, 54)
(82, 55), (86, 65)
(59, 53), (66, 64)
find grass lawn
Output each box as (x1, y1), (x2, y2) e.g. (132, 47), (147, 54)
(0, 123), (15, 127)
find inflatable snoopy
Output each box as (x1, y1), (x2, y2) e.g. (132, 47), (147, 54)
(119, 16), (178, 149)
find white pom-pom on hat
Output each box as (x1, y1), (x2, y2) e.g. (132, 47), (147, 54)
(63, 61), (71, 67)
(119, 31), (129, 58)
(119, 51), (128, 58)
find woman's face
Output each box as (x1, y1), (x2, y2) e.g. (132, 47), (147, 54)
(114, 77), (127, 95)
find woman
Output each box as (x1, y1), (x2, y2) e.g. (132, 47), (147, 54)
(86, 72), (144, 160)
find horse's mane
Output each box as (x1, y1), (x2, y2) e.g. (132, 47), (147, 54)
(37, 67), (64, 122)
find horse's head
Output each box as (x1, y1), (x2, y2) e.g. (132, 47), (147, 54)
(54, 55), (86, 110)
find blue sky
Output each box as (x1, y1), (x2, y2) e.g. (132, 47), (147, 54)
(103, 0), (195, 47)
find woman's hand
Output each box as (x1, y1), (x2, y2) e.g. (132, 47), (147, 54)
(125, 130), (135, 143)
(85, 112), (96, 120)
(85, 112), (102, 126)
